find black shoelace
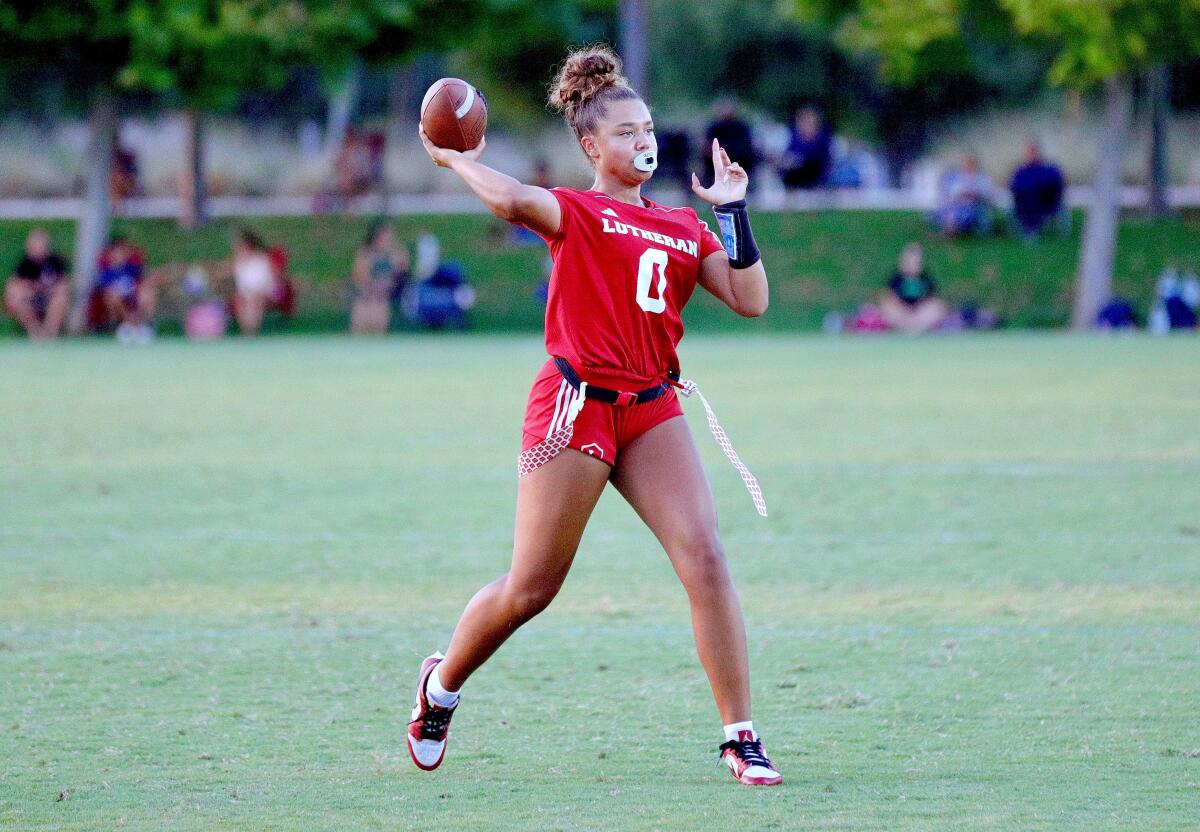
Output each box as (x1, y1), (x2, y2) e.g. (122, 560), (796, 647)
(719, 738), (774, 769)
(413, 702), (455, 739)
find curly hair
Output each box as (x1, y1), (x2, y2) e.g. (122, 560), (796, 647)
(547, 44), (642, 154)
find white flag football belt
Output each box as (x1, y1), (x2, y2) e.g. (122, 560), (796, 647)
(517, 375), (767, 519)
(676, 379), (768, 518)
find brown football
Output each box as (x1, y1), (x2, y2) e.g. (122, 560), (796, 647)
(420, 78), (488, 153)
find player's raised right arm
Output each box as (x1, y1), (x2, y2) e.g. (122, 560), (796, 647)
(419, 126), (561, 237)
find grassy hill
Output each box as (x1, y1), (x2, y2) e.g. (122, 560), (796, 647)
(2, 209), (1197, 335)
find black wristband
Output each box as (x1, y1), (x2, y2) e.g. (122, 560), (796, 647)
(712, 199), (761, 269)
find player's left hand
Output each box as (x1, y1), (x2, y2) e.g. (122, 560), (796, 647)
(691, 139), (748, 205)
(419, 124), (486, 168)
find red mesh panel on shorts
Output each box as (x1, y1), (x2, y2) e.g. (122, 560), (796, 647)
(517, 424), (574, 478)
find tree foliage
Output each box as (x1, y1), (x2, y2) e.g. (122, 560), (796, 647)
(0, 1), (133, 86)
(1001, 0), (1200, 86)
(448, 0), (615, 129)
(0, 0), (468, 107)
(792, 0), (1200, 89)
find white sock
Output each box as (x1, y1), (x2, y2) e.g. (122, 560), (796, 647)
(425, 664), (460, 708)
(723, 720), (756, 743)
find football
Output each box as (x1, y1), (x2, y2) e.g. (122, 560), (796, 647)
(420, 78), (488, 152)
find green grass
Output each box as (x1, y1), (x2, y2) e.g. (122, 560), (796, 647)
(3, 209), (1198, 335)
(2, 334), (1199, 830)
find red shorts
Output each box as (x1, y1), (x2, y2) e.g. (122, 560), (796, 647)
(520, 360), (683, 467)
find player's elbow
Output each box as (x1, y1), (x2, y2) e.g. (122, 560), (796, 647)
(491, 191), (520, 222)
(735, 296), (768, 318)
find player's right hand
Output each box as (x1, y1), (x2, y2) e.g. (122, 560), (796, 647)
(419, 125), (486, 168)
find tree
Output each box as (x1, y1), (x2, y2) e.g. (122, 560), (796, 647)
(121, 1), (438, 228)
(618, 0), (648, 95)
(121, 1), (304, 227)
(0, 1), (134, 330)
(792, 0), (1200, 329)
(0, 0), (468, 301)
(1000, 0), (1200, 326)
(449, 0), (614, 131)
(640, 0), (1047, 186)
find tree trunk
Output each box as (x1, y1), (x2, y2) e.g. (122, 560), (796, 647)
(69, 87), (117, 334)
(1071, 75), (1131, 331)
(389, 63), (414, 139)
(324, 60), (362, 157)
(1147, 64), (1170, 218)
(179, 107), (209, 229)
(384, 64), (416, 214)
(618, 0), (649, 97)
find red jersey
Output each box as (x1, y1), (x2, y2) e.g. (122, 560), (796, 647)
(534, 187), (726, 385)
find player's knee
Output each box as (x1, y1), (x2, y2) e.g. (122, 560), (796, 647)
(674, 534), (731, 593)
(503, 581), (558, 623)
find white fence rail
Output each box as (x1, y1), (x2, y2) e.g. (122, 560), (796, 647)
(1, 185), (1198, 220)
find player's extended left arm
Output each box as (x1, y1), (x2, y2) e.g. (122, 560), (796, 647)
(698, 200), (768, 318)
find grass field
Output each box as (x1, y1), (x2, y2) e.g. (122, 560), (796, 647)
(3, 209), (1198, 335)
(2, 334), (1199, 830)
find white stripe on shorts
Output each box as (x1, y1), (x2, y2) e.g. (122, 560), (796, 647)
(547, 379), (569, 439)
(557, 387), (578, 434)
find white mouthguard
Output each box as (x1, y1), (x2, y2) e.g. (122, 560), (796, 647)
(633, 151), (657, 172)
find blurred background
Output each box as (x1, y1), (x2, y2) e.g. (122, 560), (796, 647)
(2, 0), (1199, 338)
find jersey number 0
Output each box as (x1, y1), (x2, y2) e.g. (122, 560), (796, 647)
(635, 248), (668, 314)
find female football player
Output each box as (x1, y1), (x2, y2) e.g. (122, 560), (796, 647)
(407, 45), (781, 786)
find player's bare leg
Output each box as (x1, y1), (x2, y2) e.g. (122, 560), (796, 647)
(610, 414), (781, 785)
(609, 415), (750, 723)
(407, 447), (609, 770)
(437, 447), (611, 690)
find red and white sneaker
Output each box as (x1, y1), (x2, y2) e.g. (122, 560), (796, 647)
(406, 652), (457, 771)
(719, 734), (783, 786)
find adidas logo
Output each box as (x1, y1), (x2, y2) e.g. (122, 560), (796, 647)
(601, 208), (619, 217)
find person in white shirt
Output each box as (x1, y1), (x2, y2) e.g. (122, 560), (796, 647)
(232, 229), (276, 336)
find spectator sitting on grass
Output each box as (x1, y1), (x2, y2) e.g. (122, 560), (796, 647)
(704, 99), (758, 189)
(351, 221), (409, 335)
(232, 229), (276, 336)
(933, 153), (997, 237)
(880, 242), (949, 334)
(401, 233), (475, 331)
(96, 235), (160, 344)
(409, 263), (475, 330)
(779, 107), (832, 191)
(1010, 141), (1066, 239)
(654, 128), (693, 195)
(5, 228), (70, 340)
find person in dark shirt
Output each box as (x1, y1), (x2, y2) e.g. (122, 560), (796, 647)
(704, 100), (757, 189)
(655, 129), (694, 195)
(5, 228), (70, 339)
(880, 242), (948, 333)
(1010, 141), (1066, 238)
(779, 107), (832, 191)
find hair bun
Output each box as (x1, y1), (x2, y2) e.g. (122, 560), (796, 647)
(549, 44), (628, 113)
